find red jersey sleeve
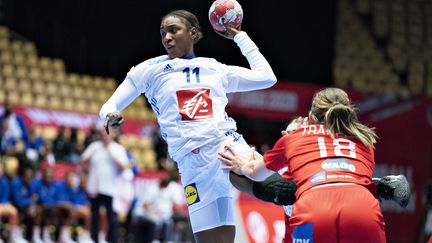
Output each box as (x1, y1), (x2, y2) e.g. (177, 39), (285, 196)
(263, 135), (289, 172)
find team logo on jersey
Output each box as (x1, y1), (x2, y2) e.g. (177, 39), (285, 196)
(176, 88), (213, 120)
(292, 223), (314, 243)
(184, 183), (200, 206)
(321, 158), (356, 172)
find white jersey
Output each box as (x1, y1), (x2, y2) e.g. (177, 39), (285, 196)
(100, 31), (276, 162)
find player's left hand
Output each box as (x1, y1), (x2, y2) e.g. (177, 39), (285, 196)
(214, 18), (241, 40)
(104, 111), (124, 134)
(218, 144), (254, 175)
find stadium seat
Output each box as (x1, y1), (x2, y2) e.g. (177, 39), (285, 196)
(15, 65), (28, 79)
(52, 58), (65, 72)
(23, 42), (37, 56)
(0, 50), (12, 64)
(0, 26), (9, 39)
(28, 67), (41, 80)
(4, 77), (16, 91)
(6, 90), (20, 104)
(17, 78), (32, 91)
(41, 69), (54, 82)
(10, 41), (24, 53)
(62, 97), (75, 111)
(46, 82), (58, 96)
(12, 52), (26, 66)
(39, 57), (52, 70)
(2, 64), (14, 78)
(0, 91), (5, 104)
(34, 93), (48, 108)
(26, 55), (39, 68)
(0, 39), (9, 50)
(32, 79), (46, 94)
(67, 73), (80, 86)
(20, 92), (34, 106)
(48, 95), (62, 110)
(53, 71), (67, 83)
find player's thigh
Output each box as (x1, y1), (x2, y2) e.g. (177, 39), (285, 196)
(189, 197), (235, 237)
(194, 225), (235, 243)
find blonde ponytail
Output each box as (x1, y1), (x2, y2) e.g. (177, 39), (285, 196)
(311, 88), (377, 147)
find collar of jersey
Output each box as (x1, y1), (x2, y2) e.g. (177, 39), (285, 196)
(181, 53), (196, 59)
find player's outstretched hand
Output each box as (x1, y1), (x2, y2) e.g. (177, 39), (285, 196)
(104, 111), (124, 134)
(282, 116), (308, 136)
(214, 18), (241, 40)
(219, 144), (254, 175)
(373, 174), (411, 208)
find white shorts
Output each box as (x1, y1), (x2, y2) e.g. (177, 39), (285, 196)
(176, 131), (251, 232)
(189, 197), (235, 233)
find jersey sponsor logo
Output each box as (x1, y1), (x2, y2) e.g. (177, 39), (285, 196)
(321, 158), (356, 172)
(162, 64), (174, 72)
(176, 88), (213, 120)
(310, 171), (326, 184)
(292, 223), (314, 243)
(184, 183), (200, 206)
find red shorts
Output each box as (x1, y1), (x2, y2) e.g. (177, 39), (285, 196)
(289, 183), (386, 243)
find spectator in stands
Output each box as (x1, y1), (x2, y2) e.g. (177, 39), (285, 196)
(0, 161), (28, 243)
(151, 126), (169, 170)
(32, 167), (58, 243)
(52, 126), (71, 162)
(25, 126), (45, 168)
(81, 128), (129, 243)
(84, 124), (100, 149)
(168, 169), (193, 242)
(72, 173), (93, 243)
(0, 103), (28, 155)
(134, 176), (184, 242)
(67, 128), (82, 164)
(13, 140), (33, 178)
(11, 167), (37, 241)
(54, 171), (77, 243)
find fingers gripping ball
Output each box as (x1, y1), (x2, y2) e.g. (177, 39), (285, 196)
(209, 0), (243, 32)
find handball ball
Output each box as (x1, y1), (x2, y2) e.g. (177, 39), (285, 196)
(208, 0), (243, 33)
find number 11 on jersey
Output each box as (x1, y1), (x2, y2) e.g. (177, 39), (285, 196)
(183, 67), (200, 83)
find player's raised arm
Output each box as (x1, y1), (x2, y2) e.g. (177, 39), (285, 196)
(99, 78), (141, 134)
(209, 1), (276, 92)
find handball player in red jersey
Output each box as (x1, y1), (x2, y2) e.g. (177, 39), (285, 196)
(220, 88), (386, 243)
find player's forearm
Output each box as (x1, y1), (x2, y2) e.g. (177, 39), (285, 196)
(229, 172), (254, 195)
(233, 32), (277, 90)
(99, 78), (141, 120)
(241, 157), (274, 182)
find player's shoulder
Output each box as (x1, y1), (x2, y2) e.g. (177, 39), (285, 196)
(195, 56), (220, 64)
(130, 55), (171, 71)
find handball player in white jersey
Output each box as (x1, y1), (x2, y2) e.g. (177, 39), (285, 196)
(99, 10), (276, 243)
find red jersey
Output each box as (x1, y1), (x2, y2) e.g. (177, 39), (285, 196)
(264, 124), (375, 198)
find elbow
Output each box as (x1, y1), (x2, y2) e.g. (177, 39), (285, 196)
(99, 103), (108, 121)
(268, 75), (277, 87)
(260, 75), (277, 89)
